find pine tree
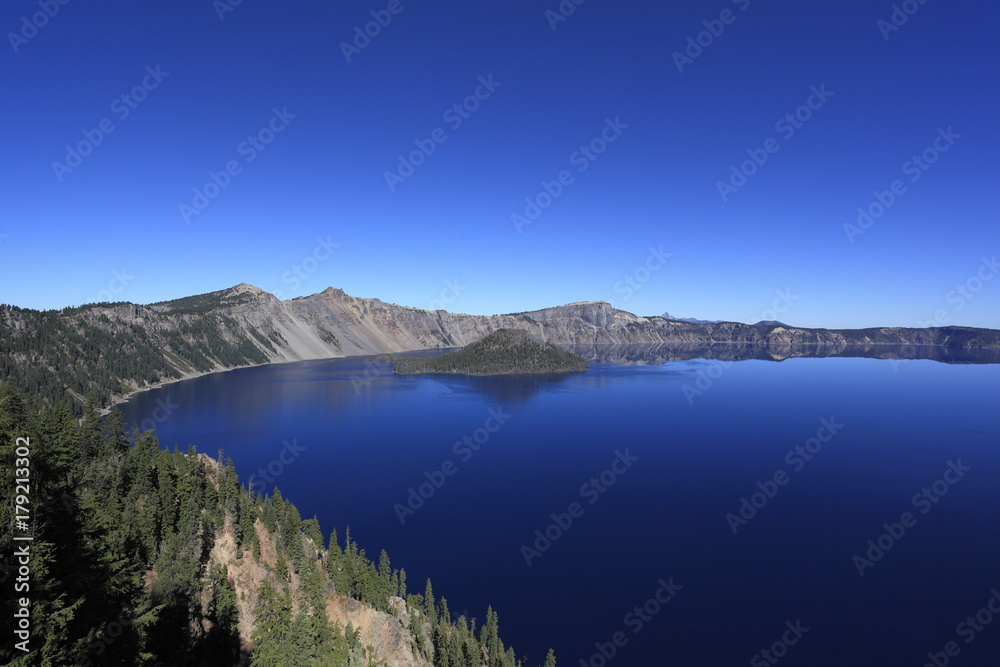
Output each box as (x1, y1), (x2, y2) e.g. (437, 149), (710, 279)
(328, 528), (342, 559)
(424, 579), (436, 621)
(80, 391), (103, 462)
(103, 408), (130, 457)
(378, 549), (392, 609)
(303, 516), (324, 557)
(480, 606), (503, 667)
(250, 580), (292, 666)
(252, 529), (262, 561)
(206, 564), (241, 663)
(287, 611), (318, 666)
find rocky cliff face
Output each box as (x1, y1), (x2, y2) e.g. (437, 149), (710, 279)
(196, 454), (432, 666)
(151, 284), (999, 361)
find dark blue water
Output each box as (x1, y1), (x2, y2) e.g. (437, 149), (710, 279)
(119, 353), (1000, 666)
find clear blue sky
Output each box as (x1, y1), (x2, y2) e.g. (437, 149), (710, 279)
(3, 0), (998, 328)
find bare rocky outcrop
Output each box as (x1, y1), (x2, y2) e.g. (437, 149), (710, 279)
(327, 596), (432, 667)
(204, 477), (430, 666)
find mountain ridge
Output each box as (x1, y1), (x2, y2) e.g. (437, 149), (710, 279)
(661, 311), (719, 324)
(3, 283), (999, 411)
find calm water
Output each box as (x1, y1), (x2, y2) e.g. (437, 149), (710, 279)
(119, 351), (1000, 666)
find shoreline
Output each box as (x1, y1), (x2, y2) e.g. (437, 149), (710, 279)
(106, 345), (471, 414)
(102, 346), (456, 416)
(103, 367), (225, 416)
(100, 353), (353, 416)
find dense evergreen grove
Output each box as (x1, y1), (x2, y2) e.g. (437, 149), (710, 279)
(0, 301), (278, 416)
(392, 329), (586, 376)
(0, 386), (553, 666)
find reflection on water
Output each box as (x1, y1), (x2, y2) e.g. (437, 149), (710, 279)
(144, 343), (997, 427)
(429, 373), (583, 403)
(566, 342), (1000, 365)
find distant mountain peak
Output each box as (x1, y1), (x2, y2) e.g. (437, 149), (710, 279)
(230, 283), (267, 296)
(564, 300), (613, 307)
(661, 311), (719, 324)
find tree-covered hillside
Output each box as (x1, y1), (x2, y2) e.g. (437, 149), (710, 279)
(0, 300), (279, 415)
(0, 386), (553, 666)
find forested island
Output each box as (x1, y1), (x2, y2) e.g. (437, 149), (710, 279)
(390, 329), (588, 376)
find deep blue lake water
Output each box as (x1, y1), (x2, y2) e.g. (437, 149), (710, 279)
(119, 351), (1000, 666)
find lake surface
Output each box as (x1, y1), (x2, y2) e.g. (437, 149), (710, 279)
(119, 349), (1000, 666)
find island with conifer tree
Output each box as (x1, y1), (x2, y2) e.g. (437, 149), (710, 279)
(390, 329), (588, 376)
